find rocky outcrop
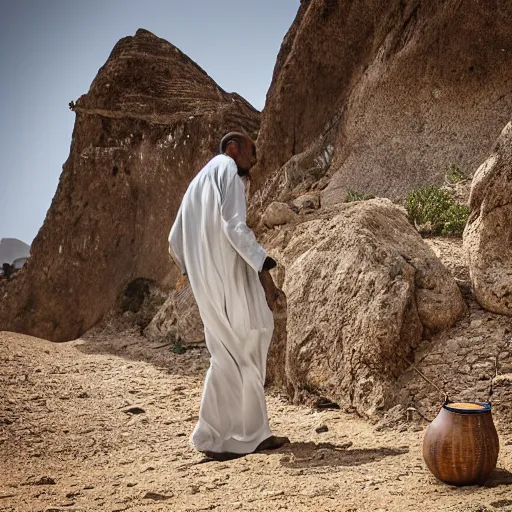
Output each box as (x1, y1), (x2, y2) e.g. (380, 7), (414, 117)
(0, 29), (260, 342)
(464, 122), (512, 316)
(271, 199), (465, 417)
(250, 0), (512, 211)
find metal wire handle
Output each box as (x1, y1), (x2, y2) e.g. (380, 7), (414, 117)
(400, 355), (449, 402)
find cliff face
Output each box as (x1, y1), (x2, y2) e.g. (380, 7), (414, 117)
(0, 29), (260, 342)
(251, 0), (512, 206)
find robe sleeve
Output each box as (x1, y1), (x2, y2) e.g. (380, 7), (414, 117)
(221, 173), (267, 273)
(168, 206), (187, 275)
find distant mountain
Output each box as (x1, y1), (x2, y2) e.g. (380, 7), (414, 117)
(0, 238), (30, 265)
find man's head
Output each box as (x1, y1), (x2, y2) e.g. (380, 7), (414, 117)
(219, 132), (257, 176)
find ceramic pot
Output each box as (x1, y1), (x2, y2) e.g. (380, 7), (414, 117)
(423, 401), (499, 486)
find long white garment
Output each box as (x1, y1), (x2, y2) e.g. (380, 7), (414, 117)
(168, 154), (274, 454)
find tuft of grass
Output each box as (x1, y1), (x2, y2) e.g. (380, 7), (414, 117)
(405, 185), (469, 236)
(445, 164), (467, 185)
(172, 339), (186, 354)
(346, 190), (375, 202)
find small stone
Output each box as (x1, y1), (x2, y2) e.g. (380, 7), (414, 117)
(31, 476), (56, 485)
(315, 424), (329, 433)
(124, 406), (145, 415)
(262, 490), (285, 497)
(143, 492), (173, 501)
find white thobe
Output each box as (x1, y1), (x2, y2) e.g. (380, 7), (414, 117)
(168, 154), (274, 454)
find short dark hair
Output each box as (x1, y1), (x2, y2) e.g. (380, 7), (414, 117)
(219, 132), (247, 153)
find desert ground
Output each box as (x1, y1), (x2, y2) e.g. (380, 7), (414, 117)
(1, 237), (512, 512)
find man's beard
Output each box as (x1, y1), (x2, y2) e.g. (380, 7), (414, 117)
(237, 166), (250, 177)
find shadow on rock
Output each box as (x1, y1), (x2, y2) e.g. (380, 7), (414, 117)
(279, 441), (409, 468)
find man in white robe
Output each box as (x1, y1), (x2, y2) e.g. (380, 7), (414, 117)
(168, 132), (289, 459)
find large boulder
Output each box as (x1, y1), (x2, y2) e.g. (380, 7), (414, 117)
(464, 122), (512, 316)
(278, 199), (465, 417)
(250, 0), (512, 210)
(0, 29), (259, 341)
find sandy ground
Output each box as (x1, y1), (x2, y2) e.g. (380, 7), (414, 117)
(1, 327), (511, 512)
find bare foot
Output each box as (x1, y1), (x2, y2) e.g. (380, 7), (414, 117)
(254, 435), (290, 452)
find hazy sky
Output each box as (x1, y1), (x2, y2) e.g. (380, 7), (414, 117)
(0, 0), (299, 245)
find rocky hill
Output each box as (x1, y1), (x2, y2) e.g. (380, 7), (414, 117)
(0, 29), (260, 342)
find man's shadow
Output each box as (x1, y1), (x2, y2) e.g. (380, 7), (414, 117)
(276, 441), (409, 469)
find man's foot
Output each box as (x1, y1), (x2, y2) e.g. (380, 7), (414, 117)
(201, 450), (246, 462)
(254, 435), (290, 452)
(200, 436), (290, 460)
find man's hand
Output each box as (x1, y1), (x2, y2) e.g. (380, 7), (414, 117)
(261, 256), (277, 271)
(259, 269), (286, 312)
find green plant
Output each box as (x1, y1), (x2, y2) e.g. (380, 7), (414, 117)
(445, 164), (467, 185)
(346, 190), (375, 202)
(405, 185), (469, 236)
(172, 339), (186, 354)
(441, 202), (470, 236)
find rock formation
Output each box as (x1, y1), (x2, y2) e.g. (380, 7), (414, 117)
(250, 0), (512, 212)
(265, 199), (465, 417)
(464, 122), (512, 316)
(0, 29), (259, 342)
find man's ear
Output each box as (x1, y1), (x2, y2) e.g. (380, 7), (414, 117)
(232, 140), (241, 157)
(225, 139), (240, 158)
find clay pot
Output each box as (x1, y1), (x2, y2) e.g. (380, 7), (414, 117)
(423, 401), (499, 486)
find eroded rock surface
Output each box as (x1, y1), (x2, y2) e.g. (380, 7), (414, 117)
(0, 29), (259, 341)
(261, 202), (298, 229)
(251, 0), (512, 210)
(464, 122), (512, 316)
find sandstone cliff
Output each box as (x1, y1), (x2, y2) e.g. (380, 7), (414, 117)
(250, 0), (512, 210)
(0, 29), (260, 342)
